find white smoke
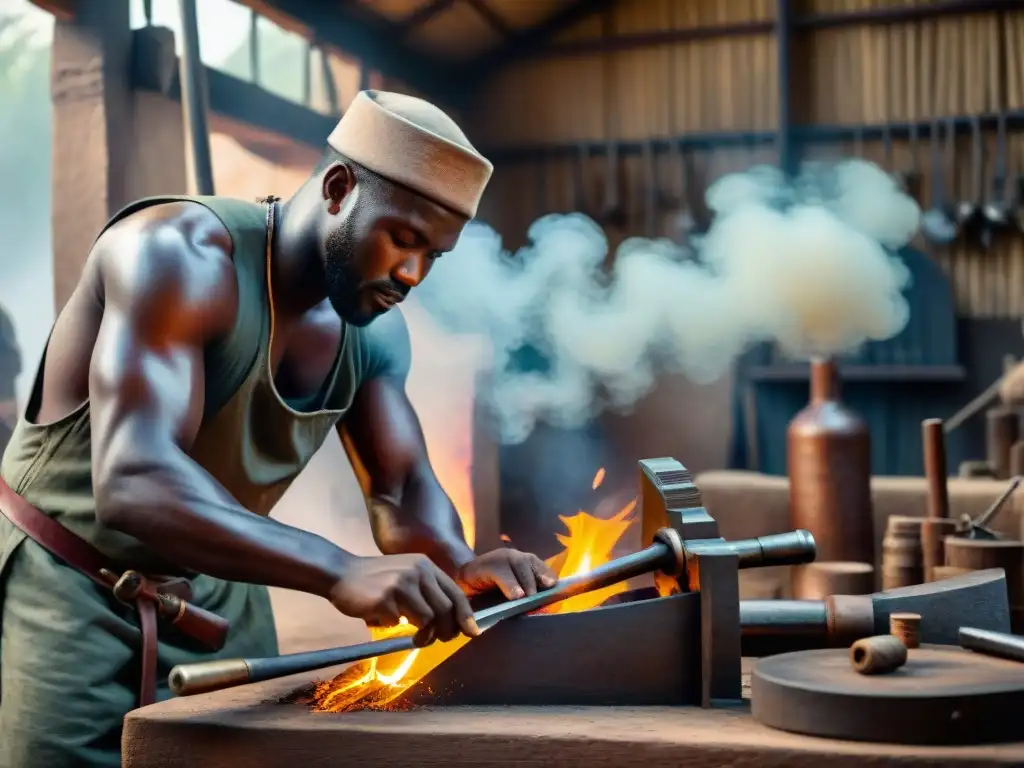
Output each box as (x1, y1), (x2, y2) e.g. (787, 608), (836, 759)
(415, 159), (918, 444)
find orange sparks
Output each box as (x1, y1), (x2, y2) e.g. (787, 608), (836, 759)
(592, 467), (606, 490)
(499, 533), (512, 544)
(312, 482), (640, 713)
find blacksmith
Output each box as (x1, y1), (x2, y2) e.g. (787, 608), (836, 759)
(0, 90), (556, 768)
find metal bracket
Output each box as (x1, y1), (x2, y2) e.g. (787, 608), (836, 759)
(689, 550), (743, 707)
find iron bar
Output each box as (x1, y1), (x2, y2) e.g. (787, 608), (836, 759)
(776, 0), (794, 176)
(142, 0), (152, 26)
(482, 111), (1024, 164)
(178, 0), (215, 196)
(960, 627), (1024, 663)
(532, 0), (1021, 60)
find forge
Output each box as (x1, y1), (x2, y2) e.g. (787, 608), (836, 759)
(126, 459), (1024, 767)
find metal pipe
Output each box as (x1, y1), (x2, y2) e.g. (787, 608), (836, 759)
(959, 626), (1024, 663)
(178, 0), (215, 196)
(740, 599), (830, 636)
(687, 530), (817, 568)
(169, 527), (687, 697)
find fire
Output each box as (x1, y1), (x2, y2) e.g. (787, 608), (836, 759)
(592, 467), (606, 490)
(312, 469), (641, 713)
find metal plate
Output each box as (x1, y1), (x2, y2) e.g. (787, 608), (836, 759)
(752, 645), (1024, 745)
(398, 591), (701, 706)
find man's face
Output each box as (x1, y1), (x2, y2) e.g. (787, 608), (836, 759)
(320, 165), (467, 326)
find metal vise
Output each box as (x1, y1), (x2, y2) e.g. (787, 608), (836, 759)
(639, 457), (817, 706)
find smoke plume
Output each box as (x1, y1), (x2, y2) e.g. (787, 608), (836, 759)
(415, 159), (919, 444)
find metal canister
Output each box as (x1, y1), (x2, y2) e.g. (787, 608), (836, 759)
(788, 358), (874, 598)
(881, 515), (924, 590)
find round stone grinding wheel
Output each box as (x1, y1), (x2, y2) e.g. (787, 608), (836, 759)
(751, 645), (1024, 745)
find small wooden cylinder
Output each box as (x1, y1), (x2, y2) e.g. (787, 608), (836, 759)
(986, 408), (1019, 480)
(920, 518), (959, 582)
(889, 612), (921, 649)
(849, 635), (908, 675)
(944, 537), (1024, 633)
(881, 516), (924, 590)
(792, 561), (874, 599)
(922, 419), (950, 520)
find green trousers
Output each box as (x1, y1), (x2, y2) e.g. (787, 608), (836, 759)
(0, 514), (279, 768)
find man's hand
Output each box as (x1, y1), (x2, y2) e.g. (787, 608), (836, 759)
(328, 554), (480, 645)
(457, 548), (558, 600)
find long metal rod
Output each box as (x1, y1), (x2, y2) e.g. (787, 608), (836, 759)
(532, 0), (1021, 61)
(178, 0), (215, 196)
(482, 111), (1024, 164)
(169, 527), (688, 697)
(960, 627), (1024, 663)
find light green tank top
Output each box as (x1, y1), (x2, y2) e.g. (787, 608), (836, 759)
(0, 195), (409, 570)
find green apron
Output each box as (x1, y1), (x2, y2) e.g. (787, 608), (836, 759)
(0, 196), (376, 768)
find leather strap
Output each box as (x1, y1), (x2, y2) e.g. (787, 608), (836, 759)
(0, 476), (158, 707)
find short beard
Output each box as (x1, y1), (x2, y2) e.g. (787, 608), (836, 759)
(323, 217), (372, 326)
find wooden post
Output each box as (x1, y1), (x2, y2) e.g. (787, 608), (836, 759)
(50, 0), (133, 311)
(50, 0), (189, 312)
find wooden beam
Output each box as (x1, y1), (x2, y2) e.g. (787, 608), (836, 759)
(236, 0), (464, 106)
(533, 0), (1021, 60)
(132, 33), (334, 150)
(467, 0), (617, 83)
(479, 111), (1024, 163)
(466, 0), (512, 39)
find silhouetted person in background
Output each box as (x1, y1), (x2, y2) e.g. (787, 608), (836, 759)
(0, 90), (556, 768)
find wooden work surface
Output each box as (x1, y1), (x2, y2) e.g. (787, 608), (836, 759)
(123, 665), (1024, 768)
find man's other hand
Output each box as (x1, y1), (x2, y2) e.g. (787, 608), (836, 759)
(457, 548), (558, 600)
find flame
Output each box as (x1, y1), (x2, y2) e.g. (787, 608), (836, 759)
(312, 485), (640, 713)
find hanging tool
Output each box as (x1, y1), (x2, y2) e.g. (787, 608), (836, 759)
(981, 13), (1012, 249)
(922, 116), (958, 244)
(955, 114), (985, 242)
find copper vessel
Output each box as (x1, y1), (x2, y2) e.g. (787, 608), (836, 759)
(787, 357), (874, 596)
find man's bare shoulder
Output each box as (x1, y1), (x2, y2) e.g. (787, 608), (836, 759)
(93, 201), (239, 339)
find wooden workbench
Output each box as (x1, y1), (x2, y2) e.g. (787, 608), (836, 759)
(123, 666), (1024, 767)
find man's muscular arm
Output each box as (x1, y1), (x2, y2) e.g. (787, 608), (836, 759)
(89, 203), (349, 596)
(340, 313), (474, 577)
(340, 311), (556, 600)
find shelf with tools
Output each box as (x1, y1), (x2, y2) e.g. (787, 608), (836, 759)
(482, 111), (1024, 163)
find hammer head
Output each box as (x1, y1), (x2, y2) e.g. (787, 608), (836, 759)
(870, 568), (1011, 642)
